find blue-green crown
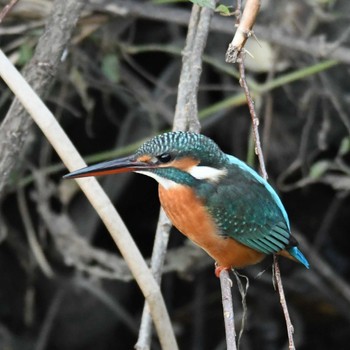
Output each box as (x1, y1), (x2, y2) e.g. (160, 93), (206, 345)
(136, 131), (227, 166)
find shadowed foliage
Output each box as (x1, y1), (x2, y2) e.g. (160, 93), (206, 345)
(0, 1), (350, 349)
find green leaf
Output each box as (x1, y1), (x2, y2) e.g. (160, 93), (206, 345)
(101, 54), (120, 83)
(339, 137), (350, 156)
(309, 161), (331, 179)
(189, 0), (215, 10)
(18, 43), (33, 66)
(215, 4), (232, 16)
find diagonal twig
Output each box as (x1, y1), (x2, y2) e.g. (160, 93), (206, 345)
(0, 0), (19, 23)
(238, 53), (267, 179)
(273, 255), (295, 350)
(0, 49), (178, 350)
(135, 209), (171, 350)
(226, 0), (296, 348)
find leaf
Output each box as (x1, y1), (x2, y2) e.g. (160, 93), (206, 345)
(339, 137), (350, 156)
(189, 0), (215, 10)
(101, 54), (120, 83)
(18, 43), (34, 66)
(309, 160), (331, 179)
(215, 4), (232, 16)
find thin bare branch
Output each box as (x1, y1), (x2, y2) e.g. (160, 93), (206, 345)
(135, 209), (171, 350)
(239, 47), (296, 350)
(35, 290), (65, 350)
(226, 1), (295, 347)
(273, 256), (295, 350)
(0, 0), (19, 23)
(238, 54), (268, 179)
(233, 271), (249, 349)
(16, 187), (54, 278)
(226, 0), (261, 63)
(173, 3), (214, 132)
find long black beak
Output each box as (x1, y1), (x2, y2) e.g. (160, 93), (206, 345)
(63, 155), (152, 179)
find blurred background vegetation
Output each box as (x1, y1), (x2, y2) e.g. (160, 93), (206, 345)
(1, 0), (350, 349)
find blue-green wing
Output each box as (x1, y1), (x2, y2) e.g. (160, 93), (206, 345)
(197, 163), (291, 255)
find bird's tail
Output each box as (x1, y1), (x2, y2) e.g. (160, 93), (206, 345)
(286, 246), (310, 269)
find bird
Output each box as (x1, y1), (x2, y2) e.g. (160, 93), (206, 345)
(64, 131), (309, 275)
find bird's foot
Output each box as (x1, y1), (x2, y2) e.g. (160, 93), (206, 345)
(215, 264), (230, 278)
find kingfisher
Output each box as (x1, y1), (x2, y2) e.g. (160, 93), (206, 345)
(64, 131), (309, 275)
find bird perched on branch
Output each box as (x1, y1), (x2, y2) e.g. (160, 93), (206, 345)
(64, 131), (309, 275)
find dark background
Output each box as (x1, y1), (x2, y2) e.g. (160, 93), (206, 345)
(1, 0), (350, 349)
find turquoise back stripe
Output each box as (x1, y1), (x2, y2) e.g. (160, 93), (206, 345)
(226, 155), (290, 230)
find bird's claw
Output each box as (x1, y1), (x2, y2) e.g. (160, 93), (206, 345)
(215, 264), (230, 278)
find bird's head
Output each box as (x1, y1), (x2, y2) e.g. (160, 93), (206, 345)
(64, 132), (228, 186)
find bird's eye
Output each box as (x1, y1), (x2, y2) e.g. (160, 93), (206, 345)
(157, 153), (172, 163)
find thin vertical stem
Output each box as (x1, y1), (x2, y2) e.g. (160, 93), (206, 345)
(273, 256), (295, 350)
(228, 0), (295, 348)
(219, 270), (237, 350)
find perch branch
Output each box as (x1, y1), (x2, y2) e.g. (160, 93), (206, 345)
(220, 269), (237, 350)
(135, 3), (215, 349)
(0, 49), (178, 350)
(218, 2), (261, 348)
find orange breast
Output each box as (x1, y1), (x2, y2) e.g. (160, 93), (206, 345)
(158, 185), (265, 269)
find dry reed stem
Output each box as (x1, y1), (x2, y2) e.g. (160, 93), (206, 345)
(0, 49), (178, 350)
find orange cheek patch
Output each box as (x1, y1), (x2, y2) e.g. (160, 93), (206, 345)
(159, 157), (199, 170)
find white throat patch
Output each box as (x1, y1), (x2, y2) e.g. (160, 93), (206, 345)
(188, 166), (227, 182)
(136, 166), (226, 189)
